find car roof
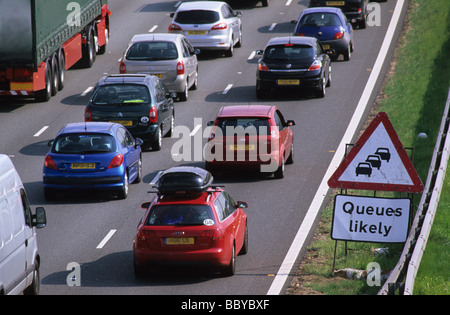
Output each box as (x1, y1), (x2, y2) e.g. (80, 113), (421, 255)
(58, 122), (118, 135)
(177, 1), (225, 11)
(266, 36), (317, 47)
(217, 105), (274, 118)
(130, 33), (182, 44)
(97, 74), (154, 86)
(301, 7), (342, 15)
(153, 187), (223, 206)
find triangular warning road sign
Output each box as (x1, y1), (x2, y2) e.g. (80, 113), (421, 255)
(328, 112), (423, 193)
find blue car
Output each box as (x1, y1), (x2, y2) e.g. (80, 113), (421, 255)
(43, 122), (143, 200)
(292, 7), (354, 61)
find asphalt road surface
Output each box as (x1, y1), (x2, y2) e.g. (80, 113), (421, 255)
(0, 0), (406, 295)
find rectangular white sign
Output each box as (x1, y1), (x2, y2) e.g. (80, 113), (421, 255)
(332, 195), (410, 243)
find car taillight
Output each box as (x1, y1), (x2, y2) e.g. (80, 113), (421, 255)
(84, 107), (92, 122)
(258, 61), (269, 71)
(308, 60), (322, 71)
(149, 106), (158, 123)
(119, 60), (126, 73)
(136, 230), (146, 241)
(334, 31), (344, 40)
(211, 23), (227, 30)
(108, 154), (124, 169)
(44, 155), (57, 170)
(169, 23), (182, 32)
(296, 33), (305, 36)
(176, 60), (185, 75)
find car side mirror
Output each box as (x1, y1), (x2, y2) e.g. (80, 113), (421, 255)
(207, 120), (215, 126)
(33, 207), (47, 229)
(169, 12), (175, 18)
(141, 202), (151, 210)
(236, 201), (248, 209)
(194, 48), (201, 55)
(48, 140), (54, 147)
(135, 138), (144, 148)
(255, 50), (264, 55)
(287, 120), (296, 126)
(235, 11), (242, 17)
(325, 49), (336, 56)
(290, 19), (298, 24)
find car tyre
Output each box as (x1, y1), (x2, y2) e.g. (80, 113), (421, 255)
(238, 223), (248, 255)
(221, 245), (235, 277)
(274, 154), (285, 179)
(178, 81), (188, 101)
(225, 37), (234, 57)
(344, 44), (351, 61)
(315, 76), (326, 98)
(23, 260), (40, 295)
(118, 172), (129, 199)
(133, 156), (142, 184)
(152, 125), (162, 151)
(286, 142), (294, 165)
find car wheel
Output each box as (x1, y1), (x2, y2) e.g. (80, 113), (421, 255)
(44, 188), (55, 201)
(236, 29), (242, 48)
(118, 172), (129, 199)
(191, 69), (198, 90)
(178, 80), (188, 101)
(238, 223), (248, 255)
(256, 82), (267, 99)
(133, 260), (147, 278)
(262, 0), (269, 7)
(221, 244), (235, 277)
(152, 125), (162, 151)
(315, 76), (326, 98)
(326, 66), (331, 87)
(225, 37), (234, 57)
(165, 115), (174, 138)
(274, 154), (285, 179)
(344, 44), (351, 61)
(286, 142), (294, 165)
(35, 60), (52, 102)
(23, 260), (40, 295)
(133, 156), (142, 184)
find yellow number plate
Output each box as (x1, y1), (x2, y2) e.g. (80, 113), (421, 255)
(230, 144), (256, 151)
(187, 30), (207, 35)
(326, 1), (345, 5)
(110, 120), (132, 127)
(277, 79), (300, 86)
(322, 44), (331, 50)
(71, 163), (96, 169)
(165, 237), (195, 245)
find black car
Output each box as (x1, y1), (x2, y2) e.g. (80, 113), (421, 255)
(256, 36), (332, 98)
(85, 74), (175, 150)
(309, 0), (369, 29)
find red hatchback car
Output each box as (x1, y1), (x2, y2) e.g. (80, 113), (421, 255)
(133, 166), (248, 277)
(205, 105), (295, 178)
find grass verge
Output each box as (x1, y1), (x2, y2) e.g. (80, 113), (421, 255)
(287, 0), (450, 295)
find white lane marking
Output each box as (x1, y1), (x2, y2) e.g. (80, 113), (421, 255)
(268, 23), (277, 32)
(150, 171), (164, 186)
(285, 0), (292, 5)
(96, 229), (117, 249)
(175, 1), (182, 8)
(267, 0), (407, 295)
(189, 124), (202, 136)
(148, 25), (158, 33)
(81, 86), (93, 96)
(222, 84), (233, 95)
(248, 51), (256, 60)
(34, 126), (49, 137)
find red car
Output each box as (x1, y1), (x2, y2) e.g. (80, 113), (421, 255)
(205, 105), (295, 178)
(133, 166), (248, 277)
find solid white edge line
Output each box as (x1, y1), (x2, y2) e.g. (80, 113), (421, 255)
(33, 126), (49, 137)
(266, 0), (406, 295)
(96, 229), (117, 249)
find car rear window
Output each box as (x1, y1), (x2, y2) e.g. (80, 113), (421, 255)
(175, 10), (220, 24)
(216, 118), (271, 136)
(145, 204), (215, 226)
(300, 13), (341, 27)
(126, 41), (178, 61)
(91, 84), (150, 106)
(52, 133), (116, 154)
(264, 44), (314, 61)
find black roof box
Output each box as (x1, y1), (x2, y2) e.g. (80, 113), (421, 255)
(155, 166), (214, 194)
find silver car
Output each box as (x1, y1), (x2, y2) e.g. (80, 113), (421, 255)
(120, 33), (199, 101)
(169, 1), (242, 57)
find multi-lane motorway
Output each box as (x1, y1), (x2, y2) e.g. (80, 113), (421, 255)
(0, 0), (406, 295)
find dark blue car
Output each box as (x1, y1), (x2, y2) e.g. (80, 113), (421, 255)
(43, 122), (143, 200)
(292, 7), (354, 61)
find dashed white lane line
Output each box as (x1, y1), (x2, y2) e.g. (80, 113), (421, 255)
(81, 86), (93, 96)
(34, 126), (49, 137)
(222, 84), (233, 95)
(148, 25), (158, 33)
(96, 229), (117, 249)
(285, 0), (293, 6)
(268, 23), (277, 31)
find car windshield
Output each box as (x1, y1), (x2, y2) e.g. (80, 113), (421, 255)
(91, 84), (150, 106)
(217, 118), (271, 136)
(300, 13), (341, 27)
(264, 45), (314, 61)
(175, 10), (220, 24)
(52, 133), (116, 154)
(126, 41), (178, 61)
(145, 204), (215, 226)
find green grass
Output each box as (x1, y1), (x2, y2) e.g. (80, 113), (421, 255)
(289, 0), (450, 295)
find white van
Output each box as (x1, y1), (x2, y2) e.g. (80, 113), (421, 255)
(0, 155), (46, 295)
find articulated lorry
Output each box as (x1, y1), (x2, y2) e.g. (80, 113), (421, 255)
(0, 0), (110, 101)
